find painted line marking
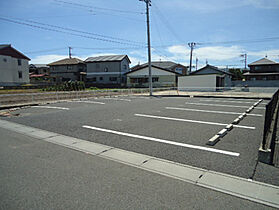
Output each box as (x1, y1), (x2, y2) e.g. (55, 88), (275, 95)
(185, 102), (265, 110)
(33, 106), (69, 110)
(199, 99), (267, 105)
(82, 125), (240, 157)
(102, 98), (132, 102)
(70, 100), (105, 105)
(165, 107), (263, 117)
(135, 114), (255, 130)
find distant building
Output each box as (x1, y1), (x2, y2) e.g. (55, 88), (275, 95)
(29, 64), (50, 75)
(126, 65), (181, 88)
(48, 58), (86, 83)
(0, 44), (30, 86)
(131, 61), (188, 75)
(190, 64), (233, 87)
(244, 58), (279, 81)
(29, 64), (51, 83)
(85, 55), (130, 87)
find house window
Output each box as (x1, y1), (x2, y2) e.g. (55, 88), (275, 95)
(18, 59), (22, 66)
(18, 71), (23, 79)
(130, 78), (138, 83)
(255, 66), (261, 71)
(152, 77), (159, 82)
(99, 77), (103, 81)
(96, 64), (100, 69)
(175, 67), (183, 74)
(130, 78), (148, 83)
(123, 65), (127, 70)
(67, 65), (73, 70)
(88, 77), (96, 82)
(104, 67), (108, 72)
(109, 77), (117, 81)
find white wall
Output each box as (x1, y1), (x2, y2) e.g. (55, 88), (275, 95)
(178, 74), (216, 90)
(0, 55), (29, 86)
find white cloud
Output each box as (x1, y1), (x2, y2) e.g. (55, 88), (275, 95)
(167, 45), (244, 63)
(30, 54), (69, 64)
(248, 49), (279, 60)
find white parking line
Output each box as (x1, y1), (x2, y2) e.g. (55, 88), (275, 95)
(199, 99), (267, 105)
(82, 125), (240, 157)
(70, 101), (105, 105)
(185, 102), (265, 110)
(102, 98), (131, 102)
(135, 114), (255, 130)
(33, 106), (69, 110)
(165, 107), (263, 117)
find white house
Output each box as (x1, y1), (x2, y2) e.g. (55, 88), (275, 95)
(0, 44), (30, 86)
(126, 65), (181, 88)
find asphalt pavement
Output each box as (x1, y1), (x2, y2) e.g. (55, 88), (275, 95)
(0, 127), (276, 210)
(2, 96), (272, 180)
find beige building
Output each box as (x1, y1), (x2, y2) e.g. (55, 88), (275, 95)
(0, 44), (30, 86)
(126, 65), (181, 88)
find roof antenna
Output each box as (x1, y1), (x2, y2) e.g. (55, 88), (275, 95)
(206, 59), (208, 65)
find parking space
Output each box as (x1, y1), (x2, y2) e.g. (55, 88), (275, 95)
(2, 95), (268, 179)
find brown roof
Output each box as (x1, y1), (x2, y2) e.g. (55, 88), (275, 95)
(125, 65), (181, 75)
(0, 44), (30, 60)
(248, 58), (278, 66)
(48, 58), (84, 66)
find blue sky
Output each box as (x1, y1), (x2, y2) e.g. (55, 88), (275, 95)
(1, 0), (279, 68)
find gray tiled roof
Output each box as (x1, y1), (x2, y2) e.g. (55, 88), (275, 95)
(0, 44), (10, 50)
(47, 58), (84, 66)
(249, 58), (278, 66)
(131, 61), (178, 70)
(30, 64), (49, 68)
(85, 55), (130, 63)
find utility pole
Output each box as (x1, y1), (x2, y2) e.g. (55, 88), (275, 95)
(240, 53), (247, 69)
(68, 47), (72, 59)
(188, 42), (196, 74)
(196, 57), (198, 71)
(140, 0), (152, 96)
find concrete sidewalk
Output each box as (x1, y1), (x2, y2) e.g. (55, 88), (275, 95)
(0, 126), (277, 209)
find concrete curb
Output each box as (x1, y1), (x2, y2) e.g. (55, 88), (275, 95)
(1, 119), (279, 209)
(206, 135), (221, 146)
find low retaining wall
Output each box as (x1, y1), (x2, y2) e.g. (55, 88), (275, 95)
(232, 80), (279, 87)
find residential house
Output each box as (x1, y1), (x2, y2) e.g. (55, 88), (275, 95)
(85, 55), (130, 87)
(0, 44), (30, 86)
(244, 58), (279, 82)
(48, 58), (86, 83)
(131, 61), (188, 75)
(29, 64), (51, 83)
(126, 65), (181, 88)
(189, 64), (233, 87)
(29, 64), (50, 75)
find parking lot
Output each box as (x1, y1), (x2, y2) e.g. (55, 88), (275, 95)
(3, 95), (267, 179)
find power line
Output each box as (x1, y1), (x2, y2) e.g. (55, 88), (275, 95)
(152, 1), (184, 44)
(54, 0), (144, 15)
(53, 2), (145, 22)
(6, 16), (145, 45)
(0, 16), (146, 47)
(197, 37), (279, 45)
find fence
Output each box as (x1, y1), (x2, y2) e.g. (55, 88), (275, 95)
(0, 88), (174, 108)
(260, 89), (279, 164)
